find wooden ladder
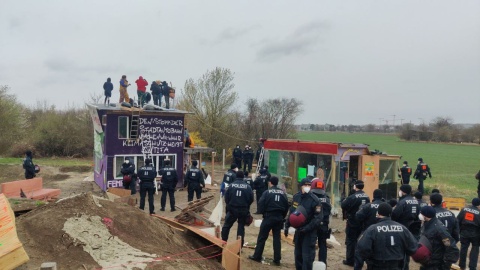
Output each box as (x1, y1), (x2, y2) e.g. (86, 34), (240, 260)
(130, 110), (140, 139)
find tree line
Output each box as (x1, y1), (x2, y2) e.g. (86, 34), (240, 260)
(0, 67), (303, 157)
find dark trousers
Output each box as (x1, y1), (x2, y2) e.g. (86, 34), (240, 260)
(345, 224), (362, 264)
(161, 187), (175, 210)
(188, 186), (202, 202)
(459, 236), (480, 270)
(152, 94), (161, 106)
(255, 190), (266, 212)
(243, 159), (252, 172)
(252, 215), (283, 262)
(123, 179), (137, 195)
(234, 158), (242, 170)
(317, 229), (328, 264)
(354, 245), (364, 270)
(221, 208), (248, 245)
(163, 94), (170, 108)
(367, 260), (403, 270)
(294, 229), (317, 270)
(420, 263), (450, 270)
(139, 182), (155, 214)
(417, 178), (425, 194)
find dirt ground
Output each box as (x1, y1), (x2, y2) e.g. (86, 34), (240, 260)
(1, 163), (467, 270)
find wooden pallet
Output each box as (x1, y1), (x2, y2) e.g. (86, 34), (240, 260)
(174, 195), (215, 226)
(444, 197), (466, 211)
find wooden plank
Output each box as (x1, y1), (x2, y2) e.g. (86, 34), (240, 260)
(0, 247), (29, 270)
(107, 188), (131, 197)
(444, 197), (466, 211)
(221, 236), (242, 270)
(186, 211), (214, 226)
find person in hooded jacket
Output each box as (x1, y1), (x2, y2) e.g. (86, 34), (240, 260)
(457, 198), (480, 270)
(341, 180), (371, 266)
(161, 81), (170, 108)
(418, 206), (459, 270)
(311, 178), (332, 265)
(253, 168), (269, 214)
(355, 189), (384, 270)
(135, 76), (148, 106)
(284, 177), (322, 270)
(184, 160), (205, 202)
(23, 150), (36, 179)
(103, 78), (113, 105)
(159, 159), (178, 211)
(119, 75), (131, 103)
(357, 203), (418, 270)
(150, 80), (162, 106)
(430, 193), (460, 242)
(121, 157), (137, 195)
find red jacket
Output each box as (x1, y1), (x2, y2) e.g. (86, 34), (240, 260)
(135, 76), (148, 92)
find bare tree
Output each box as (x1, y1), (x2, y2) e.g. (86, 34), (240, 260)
(0, 86), (24, 154)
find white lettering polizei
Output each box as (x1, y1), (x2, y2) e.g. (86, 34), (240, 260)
(376, 225), (404, 233)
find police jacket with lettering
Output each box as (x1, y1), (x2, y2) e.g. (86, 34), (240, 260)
(341, 190), (371, 226)
(257, 186), (289, 218)
(414, 162), (432, 180)
(138, 165), (157, 181)
(400, 165), (412, 182)
(392, 195), (420, 228)
(242, 149), (254, 161)
(244, 177), (254, 189)
(313, 193), (332, 230)
(357, 217), (418, 262)
(225, 178), (254, 209)
(253, 174), (269, 195)
(286, 191), (322, 233)
(457, 205), (480, 238)
(418, 199), (428, 209)
(233, 148), (242, 160)
(356, 198), (384, 231)
(185, 166), (204, 188)
(222, 169), (236, 185)
(159, 165), (178, 188)
(433, 205), (460, 241)
(421, 217), (459, 265)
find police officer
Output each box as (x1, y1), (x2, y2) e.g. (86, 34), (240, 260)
(430, 193), (460, 242)
(253, 168), (269, 214)
(284, 177), (322, 270)
(249, 176), (289, 266)
(242, 145), (254, 173)
(138, 158), (157, 215)
(221, 170), (254, 246)
(341, 180), (370, 266)
(184, 160), (205, 202)
(158, 159), (178, 212)
(357, 202), (418, 270)
(457, 198), (480, 270)
(355, 189), (384, 270)
(415, 191), (428, 208)
(399, 161), (412, 185)
(311, 178), (332, 265)
(418, 206), (459, 270)
(23, 150), (36, 179)
(413, 158), (432, 194)
(121, 157), (137, 195)
(221, 164), (238, 196)
(243, 171), (254, 189)
(232, 145), (242, 169)
(475, 170), (480, 198)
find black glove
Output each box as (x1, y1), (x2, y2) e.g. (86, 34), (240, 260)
(284, 225), (289, 237)
(442, 262), (451, 270)
(297, 227), (306, 234)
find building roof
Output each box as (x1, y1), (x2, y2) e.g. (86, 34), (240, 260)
(88, 103), (192, 115)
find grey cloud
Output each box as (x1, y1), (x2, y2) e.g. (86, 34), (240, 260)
(9, 18), (22, 29)
(256, 21), (330, 61)
(216, 25), (260, 43)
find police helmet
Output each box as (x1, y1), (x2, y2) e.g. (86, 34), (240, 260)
(34, 165), (40, 173)
(311, 178), (325, 195)
(288, 205), (308, 228)
(411, 236), (432, 264)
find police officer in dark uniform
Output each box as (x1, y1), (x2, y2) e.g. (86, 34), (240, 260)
(138, 158), (156, 215)
(221, 170), (254, 246)
(355, 189), (384, 270)
(243, 171), (254, 189)
(221, 164), (238, 196)
(184, 160), (205, 202)
(253, 168), (269, 214)
(457, 198), (480, 270)
(23, 150), (36, 179)
(475, 170), (480, 198)
(242, 145), (254, 173)
(284, 177), (323, 270)
(430, 193), (460, 242)
(121, 157), (137, 195)
(413, 158), (432, 194)
(399, 161), (412, 185)
(158, 159), (178, 212)
(311, 178), (332, 265)
(418, 206), (459, 270)
(357, 202), (418, 270)
(232, 145), (242, 169)
(415, 191), (428, 208)
(341, 180), (371, 266)
(249, 176), (289, 266)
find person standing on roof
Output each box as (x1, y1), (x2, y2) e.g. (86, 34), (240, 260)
(399, 161), (412, 185)
(150, 80), (162, 106)
(413, 158), (432, 194)
(161, 81), (171, 108)
(138, 158), (156, 215)
(103, 78), (113, 105)
(119, 75), (131, 103)
(23, 150), (36, 179)
(135, 76), (149, 107)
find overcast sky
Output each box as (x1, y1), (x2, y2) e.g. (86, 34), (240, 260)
(1, 0), (479, 125)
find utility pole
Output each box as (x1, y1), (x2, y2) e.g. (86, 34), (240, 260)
(400, 119), (405, 125)
(391, 115), (396, 126)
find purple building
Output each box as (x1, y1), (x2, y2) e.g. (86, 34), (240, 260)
(87, 104), (189, 190)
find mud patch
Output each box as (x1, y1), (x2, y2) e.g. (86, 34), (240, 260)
(59, 165), (92, 173)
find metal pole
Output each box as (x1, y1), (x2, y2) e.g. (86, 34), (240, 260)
(222, 149), (225, 170)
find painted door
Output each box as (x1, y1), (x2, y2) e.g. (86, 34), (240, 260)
(359, 155), (379, 199)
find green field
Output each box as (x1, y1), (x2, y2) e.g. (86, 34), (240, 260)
(0, 157), (92, 167)
(298, 131), (480, 199)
